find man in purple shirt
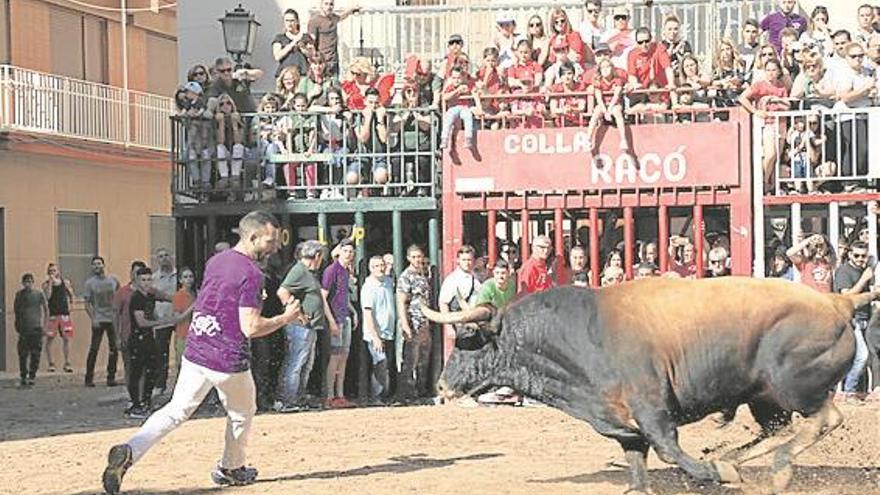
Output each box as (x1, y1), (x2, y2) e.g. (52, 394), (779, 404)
(322, 238), (354, 408)
(760, 0), (808, 54)
(102, 211), (302, 495)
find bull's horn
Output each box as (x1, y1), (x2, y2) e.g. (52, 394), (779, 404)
(421, 304), (494, 325)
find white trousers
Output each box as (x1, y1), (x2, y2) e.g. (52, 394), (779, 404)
(128, 357), (256, 469)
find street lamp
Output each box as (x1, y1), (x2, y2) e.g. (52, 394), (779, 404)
(219, 4), (260, 66)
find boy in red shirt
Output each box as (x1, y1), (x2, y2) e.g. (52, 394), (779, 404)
(473, 47), (511, 130)
(548, 62), (588, 126)
(440, 66), (480, 150)
(587, 58), (629, 151)
(506, 39), (544, 128)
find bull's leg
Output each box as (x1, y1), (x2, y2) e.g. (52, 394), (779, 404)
(635, 408), (742, 485)
(617, 437), (652, 494)
(721, 400), (793, 464)
(768, 399), (843, 493)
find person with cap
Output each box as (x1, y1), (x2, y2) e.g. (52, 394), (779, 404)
(175, 80), (213, 191)
(601, 5), (636, 70)
(544, 35), (586, 86)
(493, 12), (520, 69)
(441, 34), (466, 78)
(579, 0), (610, 50)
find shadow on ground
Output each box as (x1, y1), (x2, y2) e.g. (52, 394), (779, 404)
(65, 452), (504, 495)
(531, 464), (880, 494)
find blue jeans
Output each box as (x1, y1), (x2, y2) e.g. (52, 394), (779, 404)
(843, 319), (869, 392)
(280, 324), (317, 405)
(441, 106), (475, 141)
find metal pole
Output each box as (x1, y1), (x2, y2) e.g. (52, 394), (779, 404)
(121, 0), (130, 148)
(623, 206), (634, 279)
(487, 210), (497, 268)
(554, 208), (564, 260)
(693, 205), (704, 278)
(392, 210), (403, 276)
(521, 208), (531, 261)
(589, 207), (600, 288)
(751, 114), (766, 277)
(318, 212), (329, 246)
(868, 201), (879, 262)
(658, 205), (669, 273)
(354, 210), (366, 268)
(428, 214), (440, 275)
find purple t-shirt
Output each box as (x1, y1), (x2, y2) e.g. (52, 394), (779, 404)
(322, 261), (349, 324)
(760, 10), (807, 54)
(185, 249), (263, 373)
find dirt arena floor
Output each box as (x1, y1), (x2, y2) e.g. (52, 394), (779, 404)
(2, 372), (879, 495)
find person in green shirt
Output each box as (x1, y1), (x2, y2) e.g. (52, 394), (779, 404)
(474, 259), (516, 311)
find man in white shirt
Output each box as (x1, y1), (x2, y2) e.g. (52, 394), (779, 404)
(833, 42), (875, 180)
(825, 30), (853, 81)
(578, 0), (608, 50)
(438, 245), (481, 362)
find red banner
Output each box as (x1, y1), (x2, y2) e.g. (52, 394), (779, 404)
(447, 119), (745, 193)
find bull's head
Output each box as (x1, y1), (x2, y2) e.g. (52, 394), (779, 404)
(421, 303), (506, 400)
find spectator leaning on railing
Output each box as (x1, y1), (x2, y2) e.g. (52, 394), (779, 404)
(176, 81), (213, 190)
(710, 38), (746, 107)
(739, 19), (761, 77)
(626, 27), (675, 113)
(205, 57), (261, 115)
(297, 53), (334, 108)
(660, 15), (692, 74)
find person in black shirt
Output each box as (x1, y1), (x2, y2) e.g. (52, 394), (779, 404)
(127, 268), (177, 418)
(834, 240), (874, 396)
(15, 273), (48, 387)
(272, 9), (310, 78)
(251, 254), (286, 411)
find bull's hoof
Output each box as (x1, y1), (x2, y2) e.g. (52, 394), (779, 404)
(713, 460), (743, 484)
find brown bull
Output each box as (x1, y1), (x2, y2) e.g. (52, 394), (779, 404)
(424, 277), (877, 493)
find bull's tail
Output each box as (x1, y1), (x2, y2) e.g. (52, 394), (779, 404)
(839, 291), (880, 314)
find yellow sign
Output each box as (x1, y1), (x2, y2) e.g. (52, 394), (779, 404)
(352, 226), (365, 244)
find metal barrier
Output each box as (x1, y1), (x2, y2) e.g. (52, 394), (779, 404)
(331, 0), (775, 72)
(752, 107), (880, 196)
(0, 64), (173, 151)
(171, 107), (441, 204)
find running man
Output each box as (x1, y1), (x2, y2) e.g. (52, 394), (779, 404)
(102, 211), (302, 494)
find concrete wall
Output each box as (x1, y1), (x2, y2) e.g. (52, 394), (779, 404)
(1, 148), (171, 373)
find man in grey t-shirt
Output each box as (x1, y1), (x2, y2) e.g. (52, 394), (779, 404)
(84, 256), (120, 387)
(833, 240), (874, 395)
(152, 248), (177, 394)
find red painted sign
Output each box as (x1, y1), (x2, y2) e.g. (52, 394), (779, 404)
(447, 120), (744, 193)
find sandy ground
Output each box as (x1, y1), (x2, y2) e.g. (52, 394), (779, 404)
(2, 371), (880, 495)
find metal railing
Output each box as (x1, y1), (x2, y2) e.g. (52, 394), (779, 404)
(753, 107), (880, 196)
(171, 107), (441, 204)
(0, 64), (174, 151)
(332, 0), (775, 72)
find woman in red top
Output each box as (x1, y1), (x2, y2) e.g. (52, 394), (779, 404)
(506, 39), (544, 128)
(738, 57), (791, 193)
(549, 62), (587, 126)
(172, 267), (196, 376)
(587, 58), (629, 151)
(547, 8), (592, 67)
(785, 233), (835, 293)
(526, 14), (551, 68)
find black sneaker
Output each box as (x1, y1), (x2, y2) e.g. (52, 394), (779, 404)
(125, 406), (148, 419)
(211, 465), (258, 486)
(85, 381), (96, 388)
(102, 444), (132, 495)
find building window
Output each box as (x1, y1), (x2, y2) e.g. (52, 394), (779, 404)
(57, 212), (98, 294)
(49, 6), (107, 83)
(150, 215), (176, 263)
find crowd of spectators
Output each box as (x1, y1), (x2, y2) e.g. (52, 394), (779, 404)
(172, 1), (880, 200)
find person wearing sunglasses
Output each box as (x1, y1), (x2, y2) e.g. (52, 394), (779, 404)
(705, 247), (730, 278)
(548, 8), (590, 67)
(205, 57), (260, 114)
(626, 27), (675, 113)
(602, 6), (635, 70)
(577, 0), (608, 50)
(525, 14), (551, 67)
(833, 240), (874, 399)
(832, 41), (874, 182)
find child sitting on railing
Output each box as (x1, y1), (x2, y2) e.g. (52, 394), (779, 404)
(440, 65), (479, 150)
(473, 47), (511, 130)
(587, 58), (629, 152)
(175, 81), (213, 191)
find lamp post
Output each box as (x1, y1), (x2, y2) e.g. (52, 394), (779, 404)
(219, 4), (260, 67)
